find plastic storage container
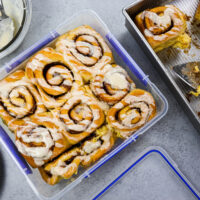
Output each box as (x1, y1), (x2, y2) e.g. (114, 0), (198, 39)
(0, 10), (168, 200)
(93, 147), (200, 200)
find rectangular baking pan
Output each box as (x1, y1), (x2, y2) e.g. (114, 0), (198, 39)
(0, 10), (168, 200)
(123, 0), (200, 131)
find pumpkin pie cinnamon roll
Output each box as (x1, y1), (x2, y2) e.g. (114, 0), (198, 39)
(15, 112), (71, 168)
(56, 25), (113, 82)
(58, 89), (105, 145)
(135, 5), (191, 52)
(107, 89), (156, 138)
(0, 70), (46, 132)
(26, 47), (83, 109)
(39, 147), (82, 185)
(90, 64), (135, 106)
(81, 125), (115, 167)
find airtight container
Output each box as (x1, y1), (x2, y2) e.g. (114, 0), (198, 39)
(93, 147), (200, 200)
(0, 10), (168, 200)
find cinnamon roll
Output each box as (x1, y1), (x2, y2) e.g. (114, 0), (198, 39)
(0, 70), (46, 132)
(107, 89), (156, 138)
(135, 5), (191, 52)
(39, 147), (82, 185)
(56, 25), (113, 82)
(81, 125), (115, 167)
(90, 64), (135, 105)
(58, 89), (105, 144)
(26, 47), (83, 109)
(38, 167), (61, 185)
(15, 112), (71, 168)
(39, 126), (115, 184)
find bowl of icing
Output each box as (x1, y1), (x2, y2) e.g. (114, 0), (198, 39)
(0, 0), (32, 59)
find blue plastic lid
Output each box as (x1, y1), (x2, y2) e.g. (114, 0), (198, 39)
(93, 147), (200, 200)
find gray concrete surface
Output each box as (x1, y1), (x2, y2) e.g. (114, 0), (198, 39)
(0, 0), (200, 199)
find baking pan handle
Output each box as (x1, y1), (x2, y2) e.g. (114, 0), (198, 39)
(0, 126), (32, 175)
(106, 32), (149, 86)
(5, 30), (60, 73)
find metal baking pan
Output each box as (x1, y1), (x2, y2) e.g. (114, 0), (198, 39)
(123, 0), (200, 131)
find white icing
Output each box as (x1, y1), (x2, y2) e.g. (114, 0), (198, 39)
(83, 140), (101, 154)
(114, 102), (124, 109)
(50, 161), (77, 176)
(55, 143), (64, 148)
(145, 10), (171, 28)
(105, 72), (128, 90)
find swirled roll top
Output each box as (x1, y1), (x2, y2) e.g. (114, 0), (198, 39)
(81, 125), (115, 167)
(39, 125), (115, 185)
(0, 70), (46, 132)
(15, 112), (71, 168)
(56, 25), (113, 82)
(135, 5), (191, 52)
(59, 89), (105, 144)
(107, 89), (156, 138)
(26, 47), (83, 109)
(90, 64), (135, 105)
(0, 25), (158, 185)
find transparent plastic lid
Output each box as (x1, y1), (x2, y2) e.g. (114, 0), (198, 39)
(93, 147), (200, 200)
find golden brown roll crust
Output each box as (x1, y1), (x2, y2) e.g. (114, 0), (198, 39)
(107, 89), (156, 138)
(38, 167), (61, 185)
(58, 89), (105, 144)
(39, 125), (115, 184)
(39, 147), (82, 185)
(0, 70), (46, 132)
(26, 47), (83, 109)
(81, 125), (115, 167)
(15, 112), (71, 168)
(56, 25), (113, 82)
(135, 5), (191, 52)
(90, 64), (135, 105)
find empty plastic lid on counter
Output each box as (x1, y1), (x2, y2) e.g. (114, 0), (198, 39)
(93, 147), (200, 200)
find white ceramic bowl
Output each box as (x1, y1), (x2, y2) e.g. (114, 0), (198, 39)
(0, 0), (32, 59)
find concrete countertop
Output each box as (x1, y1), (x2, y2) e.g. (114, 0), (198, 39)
(0, 0), (200, 199)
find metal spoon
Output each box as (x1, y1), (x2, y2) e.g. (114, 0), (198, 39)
(172, 62), (200, 90)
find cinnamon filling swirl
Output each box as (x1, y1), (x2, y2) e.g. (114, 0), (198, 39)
(107, 89), (156, 138)
(1, 86), (36, 119)
(26, 47), (83, 109)
(56, 25), (113, 82)
(90, 64), (135, 105)
(59, 89), (105, 144)
(42, 62), (74, 97)
(73, 34), (103, 67)
(135, 5), (191, 52)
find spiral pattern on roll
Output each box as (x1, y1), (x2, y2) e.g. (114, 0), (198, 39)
(59, 89), (105, 144)
(90, 64), (135, 105)
(135, 5), (190, 52)
(107, 89), (156, 138)
(15, 112), (70, 168)
(0, 70), (46, 132)
(56, 25), (113, 82)
(26, 47), (83, 109)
